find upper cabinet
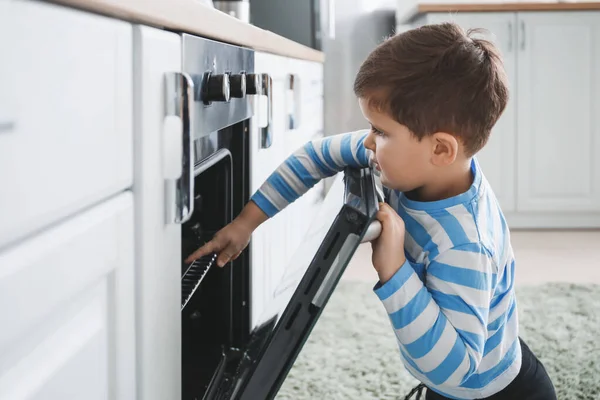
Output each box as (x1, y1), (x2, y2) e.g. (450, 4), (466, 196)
(516, 12), (600, 213)
(417, 11), (600, 227)
(0, 0), (133, 249)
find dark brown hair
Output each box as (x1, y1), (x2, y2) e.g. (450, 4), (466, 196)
(353, 22), (509, 156)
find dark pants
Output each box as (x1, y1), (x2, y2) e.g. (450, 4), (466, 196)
(426, 338), (557, 400)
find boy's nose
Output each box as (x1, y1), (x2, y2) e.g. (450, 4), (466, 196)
(364, 130), (376, 151)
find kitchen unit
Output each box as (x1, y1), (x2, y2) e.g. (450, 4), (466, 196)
(1, 0), (332, 399)
(400, 3), (600, 229)
(0, 2), (135, 399)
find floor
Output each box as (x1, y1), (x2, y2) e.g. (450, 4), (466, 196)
(342, 230), (600, 286)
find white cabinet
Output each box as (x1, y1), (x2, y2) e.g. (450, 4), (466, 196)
(418, 11), (600, 228)
(251, 52), (289, 329)
(0, 0), (133, 249)
(516, 12), (600, 213)
(422, 12), (518, 212)
(251, 52), (324, 329)
(0, 192), (135, 400)
(132, 26), (182, 400)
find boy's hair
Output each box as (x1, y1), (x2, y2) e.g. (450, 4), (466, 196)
(353, 22), (509, 156)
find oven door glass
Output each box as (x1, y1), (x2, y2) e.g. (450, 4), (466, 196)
(225, 166), (381, 400)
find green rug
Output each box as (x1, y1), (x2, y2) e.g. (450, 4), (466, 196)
(276, 282), (600, 400)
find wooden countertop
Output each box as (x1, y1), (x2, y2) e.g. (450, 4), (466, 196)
(402, 2), (600, 23)
(49, 0), (325, 63)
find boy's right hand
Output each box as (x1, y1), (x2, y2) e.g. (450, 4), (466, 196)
(185, 218), (253, 267)
(184, 200), (269, 267)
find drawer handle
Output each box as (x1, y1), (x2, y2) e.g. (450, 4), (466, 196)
(260, 73), (273, 149)
(287, 74), (301, 130)
(165, 72), (195, 224)
(0, 121), (15, 133)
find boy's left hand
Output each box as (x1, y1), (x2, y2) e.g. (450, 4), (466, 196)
(371, 202), (407, 284)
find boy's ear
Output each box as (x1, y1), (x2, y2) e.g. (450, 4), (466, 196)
(430, 132), (459, 166)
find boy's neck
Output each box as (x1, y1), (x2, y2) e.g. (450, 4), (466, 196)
(406, 158), (474, 203)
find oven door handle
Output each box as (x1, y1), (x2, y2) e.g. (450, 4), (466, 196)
(165, 72), (195, 224)
(260, 73), (273, 149)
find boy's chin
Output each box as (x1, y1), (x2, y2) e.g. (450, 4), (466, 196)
(379, 174), (415, 193)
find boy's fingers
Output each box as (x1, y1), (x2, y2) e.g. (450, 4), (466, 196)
(185, 240), (219, 263)
(216, 249), (235, 267)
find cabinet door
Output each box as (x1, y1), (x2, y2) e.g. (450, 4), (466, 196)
(516, 12), (600, 212)
(133, 26), (183, 400)
(250, 52), (289, 329)
(0, 193), (135, 400)
(423, 12), (518, 212)
(0, 0), (133, 249)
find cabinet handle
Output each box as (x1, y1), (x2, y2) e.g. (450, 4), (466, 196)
(507, 21), (513, 52)
(0, 121), (15, 133)
(520, 20), (525, 50)
(165, 72), (195, 224)
(287, 74), (300, 130)
(260, 73), (273, 149)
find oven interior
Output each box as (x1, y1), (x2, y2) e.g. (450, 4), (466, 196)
(181, 123), (250, 400)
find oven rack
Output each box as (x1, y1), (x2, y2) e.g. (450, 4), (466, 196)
(181, 253), (217, 310)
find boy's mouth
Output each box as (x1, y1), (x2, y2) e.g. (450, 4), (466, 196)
(370, 157), (381, 171)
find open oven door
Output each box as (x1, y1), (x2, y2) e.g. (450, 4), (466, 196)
(220, 166), (383, 400)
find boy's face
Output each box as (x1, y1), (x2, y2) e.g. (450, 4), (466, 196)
(359, 97), (434, 192)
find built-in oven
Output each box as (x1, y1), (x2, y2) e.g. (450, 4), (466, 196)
(175, 33), (382, 400)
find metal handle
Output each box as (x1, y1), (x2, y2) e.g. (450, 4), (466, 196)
(507, 21), (513, 52)
(165, 72), (195, 224)
(260, 73), (273, 148)
(287, 74), (300, 130)
(328, 0), (336, 39)
(520, 20), (525, 50)
(360, 220), (382, 243)
(0, 121), (15, 133)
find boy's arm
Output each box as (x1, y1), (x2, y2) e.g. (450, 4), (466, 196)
(185, 129), (370, 264)
(374, 243), (502, 389)
(251, 129), (370, 217)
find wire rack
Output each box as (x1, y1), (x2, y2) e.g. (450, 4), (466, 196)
(181, 253), (217, 310)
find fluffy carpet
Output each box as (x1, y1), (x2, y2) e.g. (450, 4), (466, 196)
(276, 281), (600, 400)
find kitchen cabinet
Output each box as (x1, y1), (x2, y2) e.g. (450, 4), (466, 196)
(251, 52), (324, 329)
(516, 12), (600, 213)
(0, 192), (135, 400)
(416, 11), (600, 228)
(132, 26), (183, 400)
(0, 0), (133, 250)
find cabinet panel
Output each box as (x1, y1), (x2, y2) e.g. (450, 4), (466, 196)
(0, 0), (133, 249)
(133, 25), (183, 400)
(423, 12), (518, 212)
(0, 192), (135, 400)
(516, 12), (600, 211)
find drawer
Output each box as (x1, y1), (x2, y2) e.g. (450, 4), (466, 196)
(0, 0), (133, 249)
(0, 192), (135, 399)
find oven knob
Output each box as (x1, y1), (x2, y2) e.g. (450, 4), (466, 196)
(202, 73), (230, 104)
(245, 73), (261, 95)
(229, 74), (246, 98)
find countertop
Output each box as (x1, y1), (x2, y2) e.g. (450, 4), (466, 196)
(400, 2), (600, 23)
(49, 0), (325, 63)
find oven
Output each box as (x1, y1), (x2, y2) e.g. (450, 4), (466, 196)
(174, 33), (382, 400)
(177, 35), (265, 399)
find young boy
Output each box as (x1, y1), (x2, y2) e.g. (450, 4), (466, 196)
(186, 23), (557, 399)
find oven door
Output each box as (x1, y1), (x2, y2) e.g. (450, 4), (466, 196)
(225, 166), (382, 400)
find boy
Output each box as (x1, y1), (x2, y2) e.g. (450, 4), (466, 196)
(186, 23), (557, 399)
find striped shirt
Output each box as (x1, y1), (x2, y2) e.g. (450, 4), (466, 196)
(251, 130), (521, 399)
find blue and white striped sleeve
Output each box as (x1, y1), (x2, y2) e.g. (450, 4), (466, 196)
(250, 130), (371, 217)
(374, 243), (496, 388)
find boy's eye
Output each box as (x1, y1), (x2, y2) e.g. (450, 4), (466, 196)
(371, 126), (385, 136)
